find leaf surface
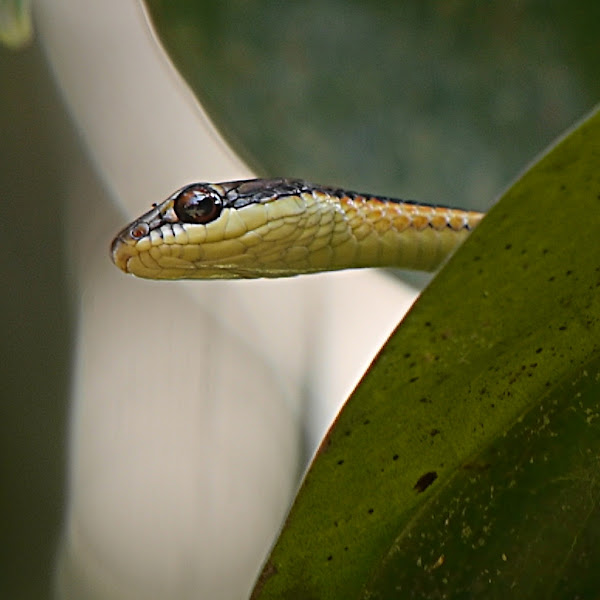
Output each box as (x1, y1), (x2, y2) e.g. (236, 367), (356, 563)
(252, 109), (600, 599)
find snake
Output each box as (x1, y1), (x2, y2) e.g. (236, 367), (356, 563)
(110, 178), (484, 280)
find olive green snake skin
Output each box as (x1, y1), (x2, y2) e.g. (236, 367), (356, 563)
(110, 178), (483, 279)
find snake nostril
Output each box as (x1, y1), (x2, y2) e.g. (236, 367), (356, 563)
(130, 222), (149, 240)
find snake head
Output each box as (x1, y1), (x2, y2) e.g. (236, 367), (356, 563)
(110, 179), (315, 279)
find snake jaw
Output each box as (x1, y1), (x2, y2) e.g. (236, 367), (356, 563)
(110, 236), (131, 273)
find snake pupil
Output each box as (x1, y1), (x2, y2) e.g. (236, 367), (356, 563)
(173, 185), (223, 224)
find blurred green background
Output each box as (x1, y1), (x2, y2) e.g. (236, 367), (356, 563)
(0, 44), (71, 598)
(148, 0), (600, 207)
(1, 1), (599, 597)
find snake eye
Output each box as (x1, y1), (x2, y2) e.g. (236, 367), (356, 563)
(173, 185), (223, 224)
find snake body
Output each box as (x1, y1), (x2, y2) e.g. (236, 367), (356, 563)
(111, 178), (483, 279)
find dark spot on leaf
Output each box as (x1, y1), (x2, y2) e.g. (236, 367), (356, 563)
(393, 454), (399, 461)
(566, 270), (573, 276)
(419, 397), (430, 403)
(409, 376), (419, 383)
(363, 419), (370, 425)
(530, 363), (537, 368)
(403, 352), (411, 358)
(490, 403), (495, 408)
(505, 243), (512, 250)
(424, 321), (432, 327)
(548, 276), (555, 282)
(344, 430), (351, 437)
(430, 429), (440, 437)
(327, 555), (333, 562)
(344, 547), (349, 551)
(559, 325), (567, 331)
(414, 471), (438, 493)
(536, 347), (543, 353)
(337, 459), (344, 466)
(368, 508), (374, 514)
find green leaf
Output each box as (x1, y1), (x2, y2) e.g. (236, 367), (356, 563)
(251, 108), (600, 599)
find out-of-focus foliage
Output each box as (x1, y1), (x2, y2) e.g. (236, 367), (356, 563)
(146, 1), (599, 210)
(0, 40), (70, 599)
(0, 0), (32, 49)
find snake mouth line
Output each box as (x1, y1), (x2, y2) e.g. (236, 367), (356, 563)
(110, 238), (131, 273)
(111, 237), (261, 280)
